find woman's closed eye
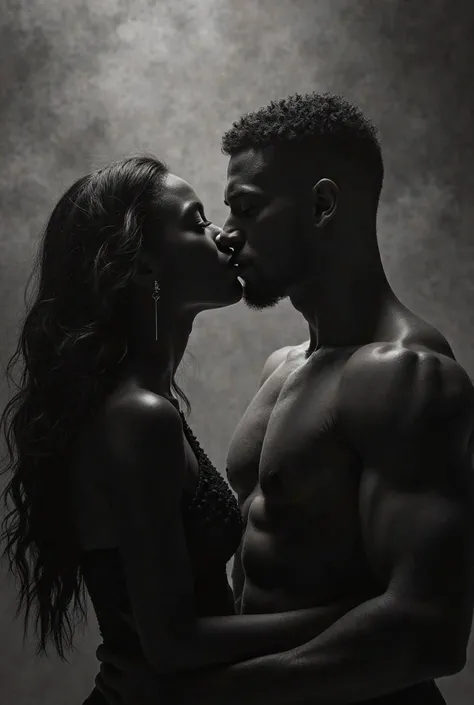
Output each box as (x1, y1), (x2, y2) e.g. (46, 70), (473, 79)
(195, 216), (213, 232)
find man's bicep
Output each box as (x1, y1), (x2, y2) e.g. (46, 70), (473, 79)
(360, 459), (474, 617)
(358, 375), (474, 647)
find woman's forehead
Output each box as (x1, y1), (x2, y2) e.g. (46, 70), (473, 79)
(160, 173), (204, 218)
(163, 173), (200, 204)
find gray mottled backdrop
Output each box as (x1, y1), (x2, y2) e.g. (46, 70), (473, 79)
(1, 1), (473, 703)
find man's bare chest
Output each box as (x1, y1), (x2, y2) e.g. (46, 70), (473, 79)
(227, 347), (360, 508)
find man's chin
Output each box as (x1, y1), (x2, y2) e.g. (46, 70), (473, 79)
(241, 281), (286, 311)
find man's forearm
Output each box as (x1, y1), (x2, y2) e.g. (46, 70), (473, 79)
(169, 593), (462, 705)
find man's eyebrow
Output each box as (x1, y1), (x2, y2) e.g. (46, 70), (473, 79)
(224, 187), (263, 204)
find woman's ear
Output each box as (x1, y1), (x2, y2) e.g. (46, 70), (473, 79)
(312, 178), (339, 228)
(133, 252), (156, 291)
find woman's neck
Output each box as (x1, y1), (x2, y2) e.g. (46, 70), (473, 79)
(125, 307), (194, 398)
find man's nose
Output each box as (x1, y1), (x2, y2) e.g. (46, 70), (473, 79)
(214, 228), (245, 254)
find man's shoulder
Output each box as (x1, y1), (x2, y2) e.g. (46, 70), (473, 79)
(258, 340), (309, 388)
(338, 341), (474, 436)
(342, 340), (468, 385)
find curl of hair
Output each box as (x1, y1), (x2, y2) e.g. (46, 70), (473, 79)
(0, 154), (190, 659)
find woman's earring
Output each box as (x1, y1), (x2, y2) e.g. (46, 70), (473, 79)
(152, 280), (161, 341)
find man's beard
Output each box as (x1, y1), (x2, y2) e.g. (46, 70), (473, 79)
(240, 271), (289, 310)
(242, 282), (285, 310)
(241, 248), (312, 311)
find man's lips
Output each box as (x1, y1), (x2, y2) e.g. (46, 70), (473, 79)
(227, 251), (250, 271)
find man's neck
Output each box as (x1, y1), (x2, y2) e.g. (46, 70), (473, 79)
(289, 253), (398, 356)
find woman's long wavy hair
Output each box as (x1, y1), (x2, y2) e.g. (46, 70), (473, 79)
(0, 154), (190, 659)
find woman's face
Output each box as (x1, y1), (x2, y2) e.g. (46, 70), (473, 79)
(152, 173), (242, 311)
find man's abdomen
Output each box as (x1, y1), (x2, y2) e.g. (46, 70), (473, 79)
(240, 491), (375, 613)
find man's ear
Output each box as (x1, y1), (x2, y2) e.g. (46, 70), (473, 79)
(312, 178), (339, 228)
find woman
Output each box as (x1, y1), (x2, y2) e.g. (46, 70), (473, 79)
(0, 155), (352, 704)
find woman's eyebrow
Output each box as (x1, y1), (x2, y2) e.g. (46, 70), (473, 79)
(182, 200), (204, 217)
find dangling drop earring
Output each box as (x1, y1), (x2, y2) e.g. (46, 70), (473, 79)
(152, 280), (161, 341)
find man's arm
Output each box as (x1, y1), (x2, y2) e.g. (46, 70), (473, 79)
(155, 344), (474, 704)
(271, 345), (474, 702)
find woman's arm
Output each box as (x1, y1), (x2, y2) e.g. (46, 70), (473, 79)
(101, 392), (356, 676)
(230, 544), (244, 613)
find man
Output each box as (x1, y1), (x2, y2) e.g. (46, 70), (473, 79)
(96, 93), (474, 704)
